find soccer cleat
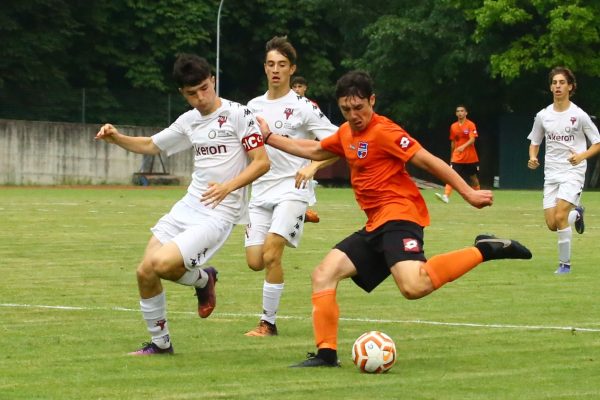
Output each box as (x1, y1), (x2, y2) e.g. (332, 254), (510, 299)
(289, 352), (341, 368)
(128, 342), (174, 356)
(244, 320), (278, 337)
(434, 193), (449, 203)
(304, 209), (320, 223)
(474, 234), (532, 260)
(574, 206), (585, 234)
(554, 263), (571, 275)
(195, 266), (218, 318)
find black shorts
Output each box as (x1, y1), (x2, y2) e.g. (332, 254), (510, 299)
(334, 220), (426, 293)
(451, 162), (479, 181)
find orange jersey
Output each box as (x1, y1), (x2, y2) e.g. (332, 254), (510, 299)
(449, 119), (479, 163)
(320, 113), (430, 231)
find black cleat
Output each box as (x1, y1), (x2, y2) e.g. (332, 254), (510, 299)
(574, 206), (585, 234)
(474, 234), (532, 261)
(289, 352), (341, 368)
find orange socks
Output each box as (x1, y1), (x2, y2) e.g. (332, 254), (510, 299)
(444, 184), (452, 197)
(312, 289), (339, 350)
(423, 247), (483, 289)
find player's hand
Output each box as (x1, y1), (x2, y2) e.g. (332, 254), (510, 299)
(527, 158), (540, 169)
(95, 123), (119, 143)
(567, 151), (583, 166)
(463, 189), (493, 209)
(201, 181), (232, 208)
(255, 116), (271, 137)
(295, 164), (318, 189)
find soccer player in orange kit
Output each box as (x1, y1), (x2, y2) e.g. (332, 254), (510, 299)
(259, 70), (532, 367)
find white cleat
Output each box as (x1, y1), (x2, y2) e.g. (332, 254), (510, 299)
(435, 193), (449, 203)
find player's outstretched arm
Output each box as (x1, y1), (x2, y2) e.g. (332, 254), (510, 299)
(95, 123), (161, 155)
(410, 148), (493, 208)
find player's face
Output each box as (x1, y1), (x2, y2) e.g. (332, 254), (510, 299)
(264, 50), (296, 90)
(455, 107), (467, 121)
(337, 95), (375, 132)
(292, 83), (307, 96)
(180, 76), (218, 114)
(550, 73), (572, 101)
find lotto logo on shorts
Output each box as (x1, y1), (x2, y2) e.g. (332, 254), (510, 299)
(403, 239), (420, 253)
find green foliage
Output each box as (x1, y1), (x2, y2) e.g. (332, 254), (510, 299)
(473, 0), (600, 81)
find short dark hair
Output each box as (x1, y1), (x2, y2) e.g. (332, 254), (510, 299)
(265, 36), (297, 65)
(291, 76), (307, 86)
(548, 66), (577, 96)
(172, 53), (213, 88)
(335, 70), (373, 100)
(456, 104), (468, 112)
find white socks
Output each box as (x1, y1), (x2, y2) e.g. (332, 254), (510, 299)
(557, 226), (572, 264)
(261, 281), (284, 325)
(568, 209), (579, 225)
(176, 268), (208, 288)
(140, 291), (171, 349)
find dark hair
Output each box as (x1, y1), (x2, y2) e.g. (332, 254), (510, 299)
(548, 66), (577, 96)
(335, 70), (373, 100)
(172, 54), (213, 88)
(291, 76), (307, 86)
(456, 104), (468, 112)
(265, 36), (297, 65)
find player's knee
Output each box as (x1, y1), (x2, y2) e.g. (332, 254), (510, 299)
(247, 260), (264, 272)
(396, 281), (427, 300)
(147, 253), (173, 277)
(262, 250), (281, 271)
(135, 261), (155, 283)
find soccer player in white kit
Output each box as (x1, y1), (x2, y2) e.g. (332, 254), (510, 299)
(527, 66), (600, 274)
(244, 36), (338, 336)
(95, 54), (270, 354)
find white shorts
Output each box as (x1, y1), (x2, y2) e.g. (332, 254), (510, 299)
(245, 200), (307, 248)
(151, 194), (234, 270)
(542, 174), (584, 209)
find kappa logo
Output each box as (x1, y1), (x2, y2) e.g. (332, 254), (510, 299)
(217, 115), (227, 127)
(189, 249), (208, 267)
(155, 319), (167, 330)
(284, 108), (294, 120)
(570, 116), (577, 125)
(403, 238), (420, 253)
(357, 141), (368, 159)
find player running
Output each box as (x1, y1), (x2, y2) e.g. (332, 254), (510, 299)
(243, 36), (338, 337)
(260, 70), (532, 367)
(95, 54), (269, 355)
(527, 66), (600, 274)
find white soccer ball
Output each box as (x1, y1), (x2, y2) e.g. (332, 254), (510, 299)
(352, 331), (397, 373)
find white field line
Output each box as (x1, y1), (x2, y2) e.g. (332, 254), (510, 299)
(2, 302), (599, 333)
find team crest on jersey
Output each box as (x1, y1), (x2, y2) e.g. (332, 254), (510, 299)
(284, 108), (294, 120)
(217, 115), (227, 127)
(357, 141), (368, 159)
(570, 117), (577, 125)
(403, 239), (420, 253)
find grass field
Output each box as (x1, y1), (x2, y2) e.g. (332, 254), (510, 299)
(1, 186), (599, 399)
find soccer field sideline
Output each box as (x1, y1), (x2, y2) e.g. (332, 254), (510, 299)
(3, 301), (600, 333)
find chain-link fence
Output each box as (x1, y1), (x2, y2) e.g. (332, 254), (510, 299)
(0, 87), (191, 127)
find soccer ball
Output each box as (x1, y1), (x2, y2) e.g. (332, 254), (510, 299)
(352, 331), (397, 373)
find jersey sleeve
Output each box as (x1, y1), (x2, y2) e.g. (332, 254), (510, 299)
(300, 100), (338, 140)
(469, 121), (479, 138)
(527, 111), (545, 145)
(152, 113), (193, 156)
(320, 130), (345, 157)
(581, 112), (600, 145)
(380, 123), (422, 162)
(235, 105), (265, 152)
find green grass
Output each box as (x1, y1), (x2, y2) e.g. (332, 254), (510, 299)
(1, 186), (599, 399)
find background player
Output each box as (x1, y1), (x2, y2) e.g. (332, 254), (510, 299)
(260, 70), (532, 367)
(435, 105), (480, 203)
(244, 36), (338, 337)
(95, 54), (270, 354)
(527, 66), (600, 274)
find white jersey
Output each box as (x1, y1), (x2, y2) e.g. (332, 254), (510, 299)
(247, 90), (337, 203)
(152, 99), (263, 224)
(528, 102), (600, 179)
